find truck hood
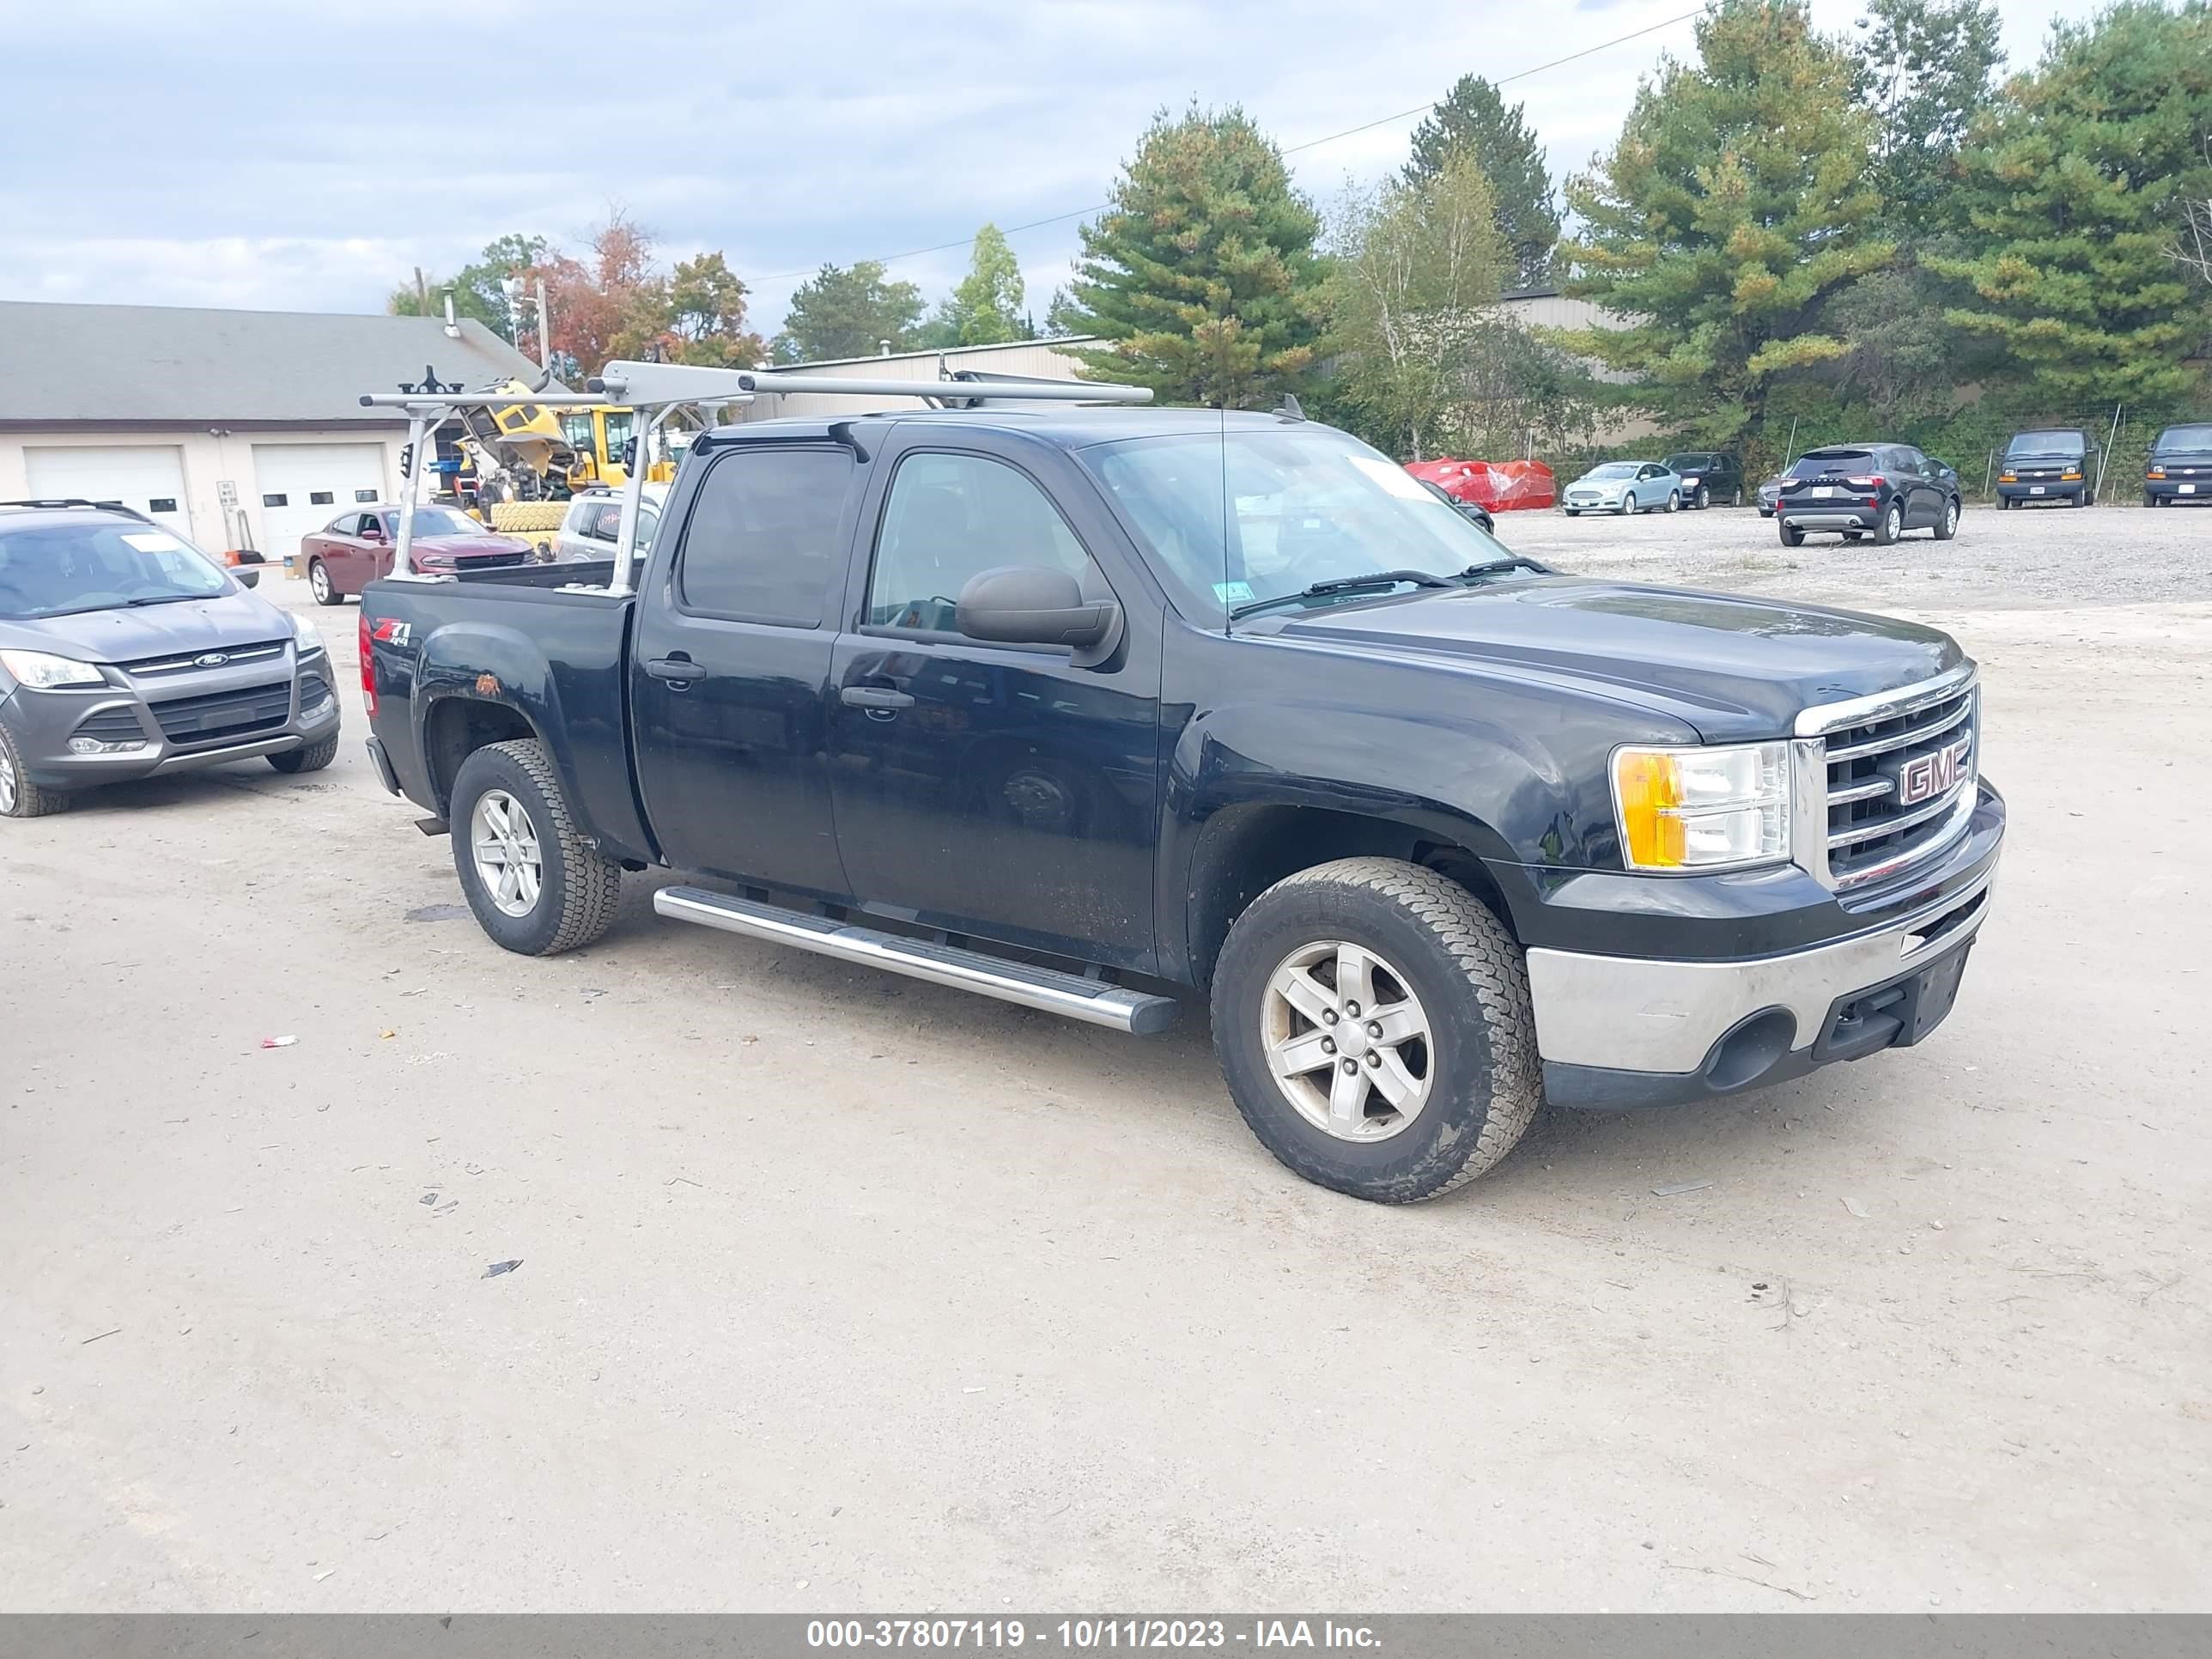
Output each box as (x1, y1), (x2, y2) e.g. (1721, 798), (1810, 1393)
(0, 587), (288, 666)
(1268, 576), (1960, 742)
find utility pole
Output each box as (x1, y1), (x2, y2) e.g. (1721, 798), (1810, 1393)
(414, 267), (428, 313)
(535, 278), (552, 374)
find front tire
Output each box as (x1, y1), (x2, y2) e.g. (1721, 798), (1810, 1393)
(0, 722), (72, 818)
(1693, 484), (1709, 509)
(269, 734), (338, 775)
(1210, 858), (1540, 1204)
(1564, 507), (1580, 517)
(308, 558), (343, 606)
(449, 738), (621, 956)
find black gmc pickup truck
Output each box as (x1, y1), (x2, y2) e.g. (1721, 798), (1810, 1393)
(362, 402), (2003, 1203)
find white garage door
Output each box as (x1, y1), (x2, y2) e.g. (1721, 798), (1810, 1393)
(252, 442), (386, 561)
(24, 445), (191, 538)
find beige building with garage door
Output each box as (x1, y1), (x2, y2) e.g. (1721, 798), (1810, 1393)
(0, 300), (545, 561)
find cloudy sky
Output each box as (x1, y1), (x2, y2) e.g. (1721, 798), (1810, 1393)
(4, 0), (2100, 340)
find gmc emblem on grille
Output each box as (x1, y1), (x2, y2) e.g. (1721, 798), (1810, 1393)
(195, 652), (230, 668)
(1895, 735), (1971, 805)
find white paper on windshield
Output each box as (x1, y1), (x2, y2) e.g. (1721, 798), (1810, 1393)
(122, 532), (186, 553)
(1346, 455), (1434, 501)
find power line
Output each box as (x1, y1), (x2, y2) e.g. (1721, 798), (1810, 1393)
(750, 7), (1702, 285)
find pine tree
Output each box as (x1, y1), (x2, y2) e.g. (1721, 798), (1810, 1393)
(1404, 75), (1561, 289)
(1557, 0), (1893, 447)
(1060, 106), (1324, 407)
(771, 261), (926, 364)
(1927, 0), (2212, 410)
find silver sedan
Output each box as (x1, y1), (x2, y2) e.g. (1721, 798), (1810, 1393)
(1561, 461), (1685, 516)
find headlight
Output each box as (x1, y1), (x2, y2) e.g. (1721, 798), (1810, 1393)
(0, 649), (106, 689)
(1613, 742), (1790, 871)
(291, 613), (325, 657)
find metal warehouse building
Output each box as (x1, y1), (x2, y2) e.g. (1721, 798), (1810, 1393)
(0, 301), (544, 560)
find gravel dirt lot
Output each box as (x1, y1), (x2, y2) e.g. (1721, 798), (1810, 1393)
(3, 504), (2209, 1613)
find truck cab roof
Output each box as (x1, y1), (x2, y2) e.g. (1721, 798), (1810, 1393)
(693, 405), (1299, 453)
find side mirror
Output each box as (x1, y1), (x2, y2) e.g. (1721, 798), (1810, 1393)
(957, 565), (1122, 665)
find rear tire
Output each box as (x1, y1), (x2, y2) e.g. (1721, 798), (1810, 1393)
(1934, 495), (1960, 540)
(1873, 501), (1904, 546)
(308, 558), (343, 606)
(1665, 490), (1680, 513)
(1210, 857), (1540, 1204)
(269, 734), (338, 775)
(1779, 521), (1805, 547)
(0, 722), (72, 818)
(448, 738), (621, 956)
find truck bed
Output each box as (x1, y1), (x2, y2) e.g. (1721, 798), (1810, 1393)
(361, 572), (653, 861)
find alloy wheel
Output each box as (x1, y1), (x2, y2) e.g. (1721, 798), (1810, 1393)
(470, 789), (544, 917)
(1261, 939), (1435, 1142)
(309, 562), (332, 603)
(0, 747), (16, 815)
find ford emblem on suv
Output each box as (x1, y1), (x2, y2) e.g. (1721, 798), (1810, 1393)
(195, 652), (231, 668)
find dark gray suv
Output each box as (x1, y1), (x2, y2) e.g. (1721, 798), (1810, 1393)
(0, 500), (341, 818)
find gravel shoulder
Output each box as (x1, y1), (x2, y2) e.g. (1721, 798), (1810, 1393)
(2, 532), (2209, 1613)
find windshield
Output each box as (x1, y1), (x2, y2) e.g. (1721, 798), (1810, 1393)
(384, 507), (485, 538)
(1663, 454), (1711, 472)
(0, 517), (231, 620)
(1585, 463), (1639, 480)
(1081, 428), (1513, 623)
(2006, 433), (2084, 459)
(2156, 424), (2212, 453)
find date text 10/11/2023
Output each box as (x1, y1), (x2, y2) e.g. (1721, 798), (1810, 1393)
(807, 1620), (1382, 1650)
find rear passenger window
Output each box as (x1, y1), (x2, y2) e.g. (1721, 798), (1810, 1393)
(867, 452), (1095, 633)
(676, 448), (853, 625)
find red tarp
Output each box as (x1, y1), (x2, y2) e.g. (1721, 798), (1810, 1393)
(1405, 458), (1557, 512)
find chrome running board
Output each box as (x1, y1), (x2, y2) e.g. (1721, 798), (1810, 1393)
(653, 886), (1178, 1036)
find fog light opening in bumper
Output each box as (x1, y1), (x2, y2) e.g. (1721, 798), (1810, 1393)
(66, 736), (151, 757)
(1705, 1008), (1797, 1091)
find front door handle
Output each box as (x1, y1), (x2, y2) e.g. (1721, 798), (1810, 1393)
(840, 685), (915, 710)
(646, 657), (706, 684)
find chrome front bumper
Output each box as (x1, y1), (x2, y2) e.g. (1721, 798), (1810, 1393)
(1525, 862), (1996, 1077)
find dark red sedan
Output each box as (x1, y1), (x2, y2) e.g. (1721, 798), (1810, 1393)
(301, 505), (532, 605)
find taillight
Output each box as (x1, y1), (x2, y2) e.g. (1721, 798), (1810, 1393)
(359, 609), (376, 717)
(1844, 474), (1885, 489)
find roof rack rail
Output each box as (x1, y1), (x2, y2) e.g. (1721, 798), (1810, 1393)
(585, 359), (1152, 410)
(0, 497), (151, 521)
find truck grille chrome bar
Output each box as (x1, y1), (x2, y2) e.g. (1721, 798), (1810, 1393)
(1794, 665), (1980, 890)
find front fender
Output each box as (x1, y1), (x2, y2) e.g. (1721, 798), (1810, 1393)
(1158, 694), (1635, 983)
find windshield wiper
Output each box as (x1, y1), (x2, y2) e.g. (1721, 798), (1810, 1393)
(1229, 569), (1452, 621)
(123, 593), (211, 606)
(1454, 556), (1549, 580)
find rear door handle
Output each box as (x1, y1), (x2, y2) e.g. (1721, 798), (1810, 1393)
(840, 685), (915, 710)
(645, 657), (706, 684)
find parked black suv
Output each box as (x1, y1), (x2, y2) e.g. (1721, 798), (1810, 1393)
(1996, 428), (2097, 508)
(1775, 445), (1961, 546)
(2145, 423), (2212, 506)
(1662, 452), (1743, 509)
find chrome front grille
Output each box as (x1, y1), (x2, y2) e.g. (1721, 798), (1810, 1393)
(119, 640), (288, 678)
(1795, 666), (1979, 890)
